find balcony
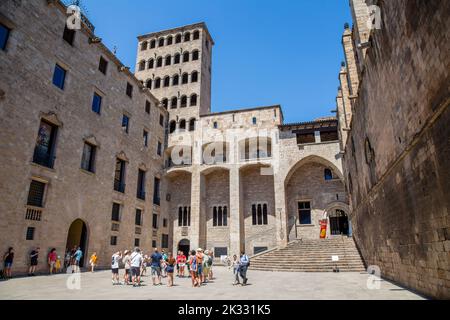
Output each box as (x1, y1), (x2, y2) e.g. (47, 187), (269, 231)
(32, 148), (55, 169)
(114, 180), (126, 193)
(25, 206), (42, 221)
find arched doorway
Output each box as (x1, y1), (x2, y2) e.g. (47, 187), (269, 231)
(178, 239), (190, 257)
(329, 210), (349, 236)
(66, 219), (88, 267)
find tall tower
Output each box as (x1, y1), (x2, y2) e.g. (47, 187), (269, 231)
(135, 23), (214, 127)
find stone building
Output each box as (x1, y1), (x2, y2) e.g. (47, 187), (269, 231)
(0, 0), (352, 274)
(336, 0), (450, 299)
(134, 26), (350, 258)
(0, 0), (169, 273)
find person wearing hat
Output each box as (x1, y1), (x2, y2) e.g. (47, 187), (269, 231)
(202, 250), (212, 283)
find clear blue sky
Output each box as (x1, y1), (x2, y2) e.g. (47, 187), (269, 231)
(81, 0), (351, 123)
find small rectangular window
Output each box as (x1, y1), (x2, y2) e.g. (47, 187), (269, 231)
(152, 214), (158, 229)
(122, 115), (130, 134)
(99, 56), (108, 74)
(126, 82), (133, 98)
(153, 177), (161, 206)
(135, 238), (140, 247)
(26, 227), (35, 241)
(163, 218), (167, 228)
(161, 234), (169, 248)
(159, 114), (164, 126)
(252, 117), (257, 125)
(214, 247), (227, 258)
(145, 101), (151, 114)
(81, 142), (96, 173)
(92, 92), (102, 114)
(63, 25), (75, 45)
(143, 130), (149, 147)
(33, 120), (58, 168)
(110, 236), (118, 246)
(27, 180), (46, 208)
(52, 64), (66, 90)
(0, 22), (11, 51)
(111, 203), (121, 222)
(157, 141), (162, 156)
(152, 240), (157, 248)
(114, 158), (126, 193)
(135, 209), (143, 226)
(298, 201), (312, 225)
(137, 170), (146, 200)
(254, 247), (268, 255)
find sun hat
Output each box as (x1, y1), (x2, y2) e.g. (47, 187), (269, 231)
(197, 248), (203, 252)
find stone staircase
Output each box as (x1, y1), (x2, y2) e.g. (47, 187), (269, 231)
(250, 237), (366, 272)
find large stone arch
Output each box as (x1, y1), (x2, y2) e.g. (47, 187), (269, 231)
(284, 155), (344, 186)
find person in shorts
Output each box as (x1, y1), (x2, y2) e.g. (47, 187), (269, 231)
(130, 248), (143, 287)
(122, 250), (131, 285)
(3, 247), (14, 279)
(196, 248), (204, 284)
(28, 247), (40, 276)
(166, 252), (176, 287)
(47, 248), (57, 275)
(111, 251), (122, 285)
(89, 252), (98, 273)
(150, 248), (163, 286)
(73, 247), (83, 273)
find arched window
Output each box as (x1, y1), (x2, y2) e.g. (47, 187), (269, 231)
(184, 32), (191, 42)
(164, 55), (171, 66)
(325, 169), (333, 181)
(190, 94), (198, 106)
(263, 204), (268, 225)
(178, 207), (183, 226)
(150, 39), (156, 49)
(180, 96), (187, 108)
(172, 74), (179, 86)
(169, 120), (176, 134)
(179, 119), (186, 131)
(161, 98), (168, 109)
(252, 205), (257, 225)
(192, 50), (199, 61)
(138, 60), (146, 71)
(175, 34), (182, 43)
(257, 204), (263, 225)
(191, 71), (198, 83)
(182, 73), (189, 84)
(156, 57), (163, 68)
(148, 58), (154, 69)
(252, 203), (268, 225)
(174, 53), (181, 64)
(193, 30), (200, 40)
(171, 97), (177, 109)
(162, 77), (169, 88)
(213, 207), (218, 227)
(189, 118), (196, 131)
(141, 41), (148, 51)
(158, 38), (164, 47)
(154, 78), (161, 89)
(145, 79), (152, 89)
(166, 36), (173, 45)
(183, 51), (190, 63)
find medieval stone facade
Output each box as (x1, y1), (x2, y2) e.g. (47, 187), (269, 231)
(337, 0), (450, 299)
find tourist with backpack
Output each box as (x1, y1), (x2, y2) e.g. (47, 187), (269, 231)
(203, 250), (212, 283)
(239, 251), (250, 286)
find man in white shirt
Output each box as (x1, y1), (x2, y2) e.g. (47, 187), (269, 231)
(130, 247), (143, 287)
(111, 251), (122, 285)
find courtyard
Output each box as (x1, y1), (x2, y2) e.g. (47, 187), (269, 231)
(0, 267), (424, 300)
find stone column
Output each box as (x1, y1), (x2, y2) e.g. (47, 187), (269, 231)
(274, 174), (288, 247)
(229, 166), (243, 256)
(190, 167), (202, 250)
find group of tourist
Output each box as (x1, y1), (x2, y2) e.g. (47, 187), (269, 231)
(1, 246), (86, 279)
(110, 248), (215, 288)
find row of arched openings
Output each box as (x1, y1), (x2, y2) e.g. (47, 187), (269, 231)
(141, 30), (200, 51)
(138, 51), (200, 71)
(144, 72), (198, 90)
(161, 94), (197, 110)
(169, 118), (196, 133)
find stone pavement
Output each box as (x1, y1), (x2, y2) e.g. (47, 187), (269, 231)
(0, 267), (425, 300)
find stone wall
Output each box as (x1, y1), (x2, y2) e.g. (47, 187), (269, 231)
(342, 0), (450, 299)
(0, 0), (168, 273)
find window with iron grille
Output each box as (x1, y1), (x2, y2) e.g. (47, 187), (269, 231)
(111, 236), (118, 246)
(114, 158), (126, 193)
(214, 247), (227, 258)
(135, 209), (143, 226)
(99, 56), (108, 74)
(111, 203), (121, 222)
(81, 142), (96, 173)
(27, 181), (46, 208)
(26, 227), (35, 241)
